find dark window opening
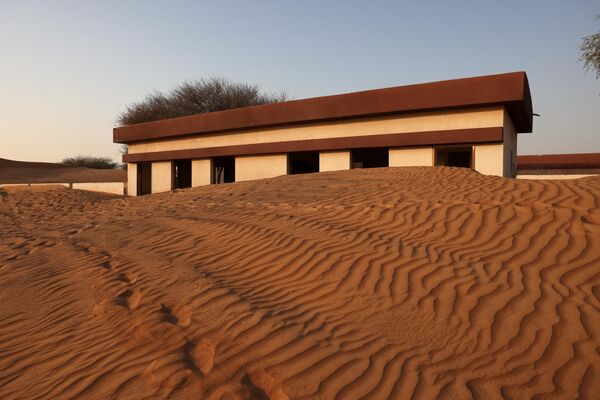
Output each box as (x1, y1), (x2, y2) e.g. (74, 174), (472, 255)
(351, 147), (389, 169)
(213, 157), (235, 184)
(435, 146), (472, 168)
(288, 151), (319, 174)
(137, 162), (152, 195)
(173, 159), (192, 189)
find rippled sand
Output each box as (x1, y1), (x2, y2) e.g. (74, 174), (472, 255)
(1, 167), (599, 399)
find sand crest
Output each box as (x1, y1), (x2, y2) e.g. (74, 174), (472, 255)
(0, 167), (599, 399)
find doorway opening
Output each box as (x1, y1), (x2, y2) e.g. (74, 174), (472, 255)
(213, 157), (235, 184)
(172, 159), (192, 189)
(137, 162), (152, 195)
(351, 147), (389, 168)
(288, 151), (319, 174)
(435, 146), (473, 168)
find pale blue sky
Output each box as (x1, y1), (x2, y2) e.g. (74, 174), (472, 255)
(0, 1), (598, 163)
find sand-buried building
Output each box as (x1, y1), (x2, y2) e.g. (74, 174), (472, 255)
(114, 71), (533, 196)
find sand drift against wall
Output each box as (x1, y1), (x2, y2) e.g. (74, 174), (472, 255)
(0, 167), (599, 399)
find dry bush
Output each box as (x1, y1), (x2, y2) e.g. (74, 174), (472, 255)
(117, 77), (287, 126)
(62, 156), (120, 169)
(580, 16), (600, 79)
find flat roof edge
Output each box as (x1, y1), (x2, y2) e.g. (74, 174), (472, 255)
(114, 71), (533, 144)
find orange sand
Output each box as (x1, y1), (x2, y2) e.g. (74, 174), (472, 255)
(0, 167), (599, 399)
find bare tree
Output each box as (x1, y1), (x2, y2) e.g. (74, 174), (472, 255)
(580, 16), (600, 78)
(117, 77), (288, 126)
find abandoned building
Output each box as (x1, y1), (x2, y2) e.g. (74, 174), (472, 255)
(114, 71), (533, 196)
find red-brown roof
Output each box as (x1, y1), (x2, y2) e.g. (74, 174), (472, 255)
(114, 71), (533, 144)
(517, 153), (600, 170)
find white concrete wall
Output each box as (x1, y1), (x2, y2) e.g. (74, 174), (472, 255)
(1, 182), (125, 195)
(128, 107), (505, 154)
(320, 151), (351, 172)
(192, 159), (212, 187)
(127, 163), (137, 196)
(389, 148), (434, 167)
(72, 182), (125, 195)
(517, 174), (597, 180)
(0, 183), (71, 188)
(235, 154), (288, 182)
(151, 161), (172, 193)
(474, 144), (505, 177)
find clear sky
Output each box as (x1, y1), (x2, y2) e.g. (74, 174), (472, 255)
(1, 0), (598, 163)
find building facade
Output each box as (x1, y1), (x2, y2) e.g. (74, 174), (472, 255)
(114, 72), (533, 196)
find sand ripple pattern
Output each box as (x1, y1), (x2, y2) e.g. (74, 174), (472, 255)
(0, 167), (599, 399)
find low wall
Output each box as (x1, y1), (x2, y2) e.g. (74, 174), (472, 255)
(517, 174), (597, 180)
(0, 182), (125, 195)
(72, 182), (125, 195)
(0, 182), (71, 188)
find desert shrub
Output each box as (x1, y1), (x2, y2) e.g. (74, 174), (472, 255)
(62, 156), (119, 169)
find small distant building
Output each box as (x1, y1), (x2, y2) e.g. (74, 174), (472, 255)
(114, 72), (533, 196)
(517, 153), (600, 179)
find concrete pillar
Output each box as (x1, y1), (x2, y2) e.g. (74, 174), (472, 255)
(151, 161), (172, 193)
(319, 151), (351, 172)
(127, 163), (137, 196)
(235, 154), (288, 182)
(474, 144), (504, 177)
(503, 110), (518, 178)
(389, 148), (434, 167)
(192, 159), (212, 187)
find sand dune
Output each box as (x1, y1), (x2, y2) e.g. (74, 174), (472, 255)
(0, 167), (599, 399)
(0, 158), (125, 184)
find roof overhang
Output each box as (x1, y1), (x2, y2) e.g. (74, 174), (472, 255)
(114, 71), (533, 144)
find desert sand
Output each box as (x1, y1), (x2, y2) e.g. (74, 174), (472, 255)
(0, 167), (599, 399)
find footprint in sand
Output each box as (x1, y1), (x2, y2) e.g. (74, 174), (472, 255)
(92, 300), (107, 317)
(160, 303), (192, 327)
(128, 288), (142, 310)
(115, 272), (138, 284)
(244, 367), (288, 400)
(115, 288), (142, 310)
(100, 260), (113, 270)
(184, 338), (214, 375)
